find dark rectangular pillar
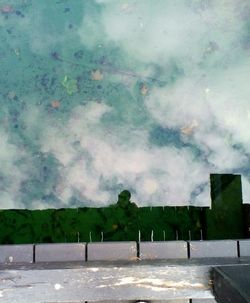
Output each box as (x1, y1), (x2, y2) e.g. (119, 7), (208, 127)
(205, 174), (244, 239)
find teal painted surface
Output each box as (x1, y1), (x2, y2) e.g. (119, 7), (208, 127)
(0, 1), (250, 209)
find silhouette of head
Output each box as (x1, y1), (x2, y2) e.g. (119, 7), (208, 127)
(117, 190), (131, 208)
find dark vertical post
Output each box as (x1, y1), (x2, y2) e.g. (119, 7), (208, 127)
(205, 174), (244, 239)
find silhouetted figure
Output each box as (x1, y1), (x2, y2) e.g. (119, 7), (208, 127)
(116, 190), (138, 209)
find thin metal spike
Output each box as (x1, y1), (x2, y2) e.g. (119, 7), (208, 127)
(151, 230), (154, 242)
(189, 230), (192, 241)
(163, 230), (166, 241)
(176, 230), (179, 241)
(162, 206), (165, 211)
(200, 229), (203, 241)
(101, 231), (104, 242)
(150, 206), (152, 211)
(138, 230), (141, 243)
(77, 232), (80, 243)
(187, 205), (190, 210)
(89, 231), (92, 243)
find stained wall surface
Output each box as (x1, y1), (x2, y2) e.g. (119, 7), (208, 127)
(1, 0), (250, 209)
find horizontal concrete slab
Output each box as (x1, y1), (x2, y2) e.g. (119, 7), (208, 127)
(239, 240), (250, 257)
(91, 300), (190, 303)
(0, 260), (214, 302)
(87, 301), (131, 303)
(189, 240), (238, 258)
(139, 241), (188, 260)
(0, 244), (33, 264)
(87, 241), (137, 261)
(150, 300), (190, 303)
(192, 299), (217, 302)
(35, 243), (86, 262)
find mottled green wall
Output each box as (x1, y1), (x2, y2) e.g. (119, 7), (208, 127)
(0, 175), (245, 244)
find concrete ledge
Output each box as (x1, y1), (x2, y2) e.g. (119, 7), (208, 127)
(91, 301), (190, 303)
(0, 240), (243, 264)
(0, 259), (215, 302)
(239, 239), (250, 257)
(139, 241), (188, 260)
(150, 300), (190, 303)
(87, 241), (137, 261)
(0, 244), (33, 264)
(189, 240), (238, 258)
(88, 301), (131, 303)
(192, 299), (217, 302)
(35, 243), (86, 262)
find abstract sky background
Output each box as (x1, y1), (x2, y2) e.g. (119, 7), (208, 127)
(0, 0), (250, 209)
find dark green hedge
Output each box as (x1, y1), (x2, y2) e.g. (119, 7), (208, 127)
(0, 175), (244, 244)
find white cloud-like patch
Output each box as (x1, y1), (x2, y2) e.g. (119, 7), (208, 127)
(0, 131), (28, 209)
(38, 101), (212, 207)
(144, 78), (213, 129)
(78, 0), (244, 65)
(242, 175), (250, 204)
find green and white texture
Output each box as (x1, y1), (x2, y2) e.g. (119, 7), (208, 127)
(0, 0), (250, 209)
